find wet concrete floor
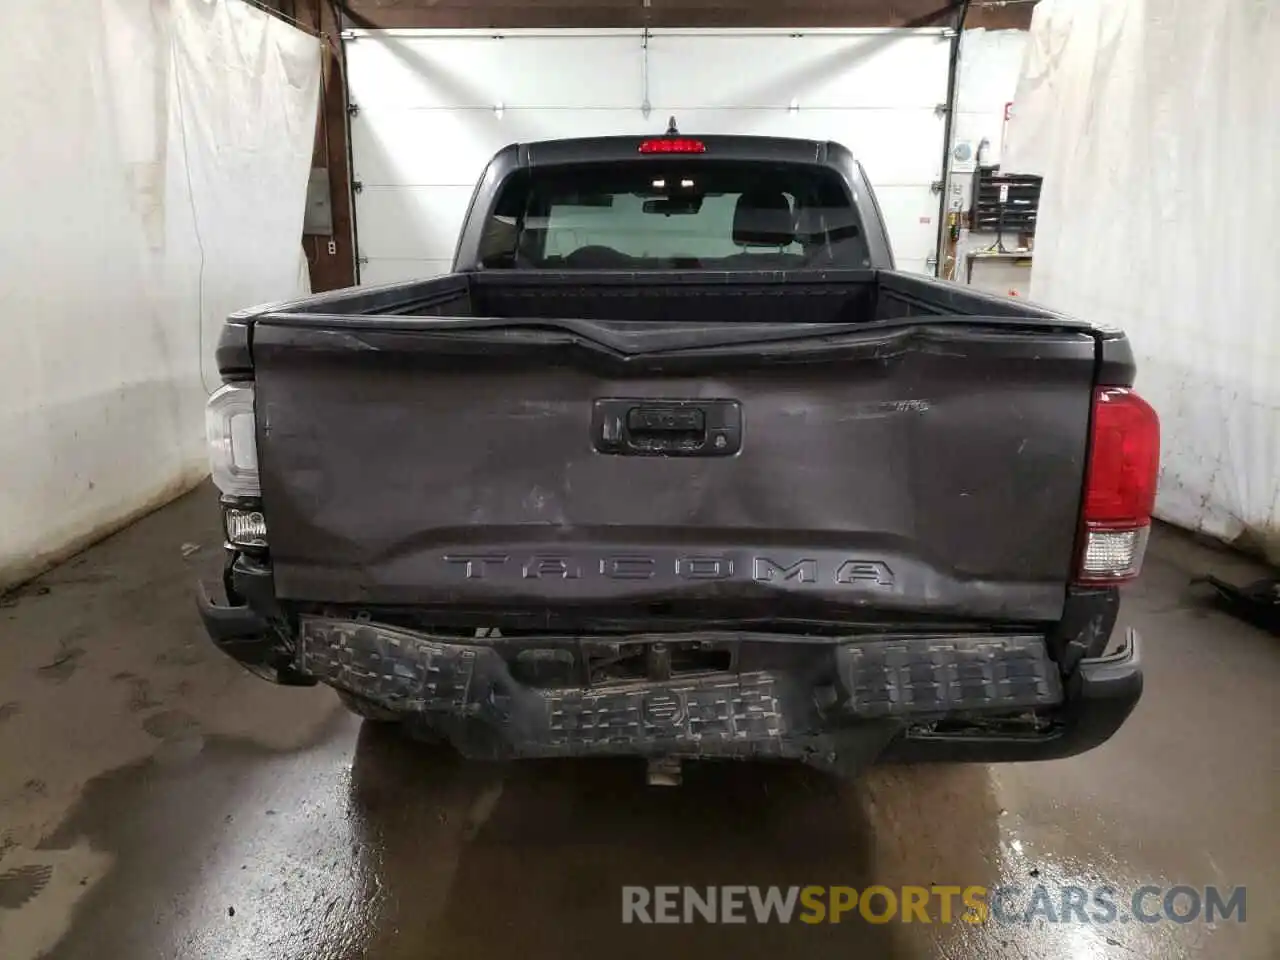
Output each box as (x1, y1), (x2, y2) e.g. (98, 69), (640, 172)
(0, 487), (1275, 958)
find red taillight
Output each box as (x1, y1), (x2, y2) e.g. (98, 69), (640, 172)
(638, 138), (706, 154)
(1076, 387), (1161, 584)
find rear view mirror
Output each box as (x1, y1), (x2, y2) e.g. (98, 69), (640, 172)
(643, 196), (704, 216)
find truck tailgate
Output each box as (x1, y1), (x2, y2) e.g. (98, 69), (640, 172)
(251, 318), (1097, 624)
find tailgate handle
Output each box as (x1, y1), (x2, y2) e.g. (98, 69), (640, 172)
(627, 405), (705, 442)
(592, 398), (742, 457)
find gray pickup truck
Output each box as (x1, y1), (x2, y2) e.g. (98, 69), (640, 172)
(198, 131), (1157, 780)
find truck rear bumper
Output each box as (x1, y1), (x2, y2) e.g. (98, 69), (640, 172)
(880, 628), (1142, 764)
(196, 585), (1142, 773)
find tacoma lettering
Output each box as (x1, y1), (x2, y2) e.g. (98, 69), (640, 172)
(442, 553), (893, 587)
(835, 560), (894, 586)
(752, 557), (818, 583)
(601, 556), (657, 579)
(523, 556), (581, 580)
(676, 556), (734, 580)
(443, 553), (510, 579)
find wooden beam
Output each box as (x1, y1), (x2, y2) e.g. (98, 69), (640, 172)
(336, 0), (1034, 31)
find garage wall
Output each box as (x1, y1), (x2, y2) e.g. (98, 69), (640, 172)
(292, 1), (1034, 292)
(347, 27), (953, 282)
(287, 0), (359, 292)
(1004, 0), (1280, 558)
(946, 27), (1032, 293)
(0, 0), (321, 590)
(948, 26), (1030, 216)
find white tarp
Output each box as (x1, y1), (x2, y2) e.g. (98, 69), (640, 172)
(0, 0), (320, 589)
(1004, 0), (1280, 559)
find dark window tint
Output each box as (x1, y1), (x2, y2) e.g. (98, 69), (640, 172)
(476, 161), (870, 270)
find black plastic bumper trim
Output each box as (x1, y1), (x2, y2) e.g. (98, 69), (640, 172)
(196, 580), (275, 666)
(881, 628), (1142, 763)
(193, 591), (1142, 770)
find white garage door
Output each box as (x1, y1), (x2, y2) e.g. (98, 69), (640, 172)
(344, 27), (951, 284)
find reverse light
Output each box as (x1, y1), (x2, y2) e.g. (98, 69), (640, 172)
(638, 138), (706, 154)
(1076, 387), (1161, 584)
(206, 382), (259, 497)
(224, 508), (268, 548)
(1079, 526), (1150, 581)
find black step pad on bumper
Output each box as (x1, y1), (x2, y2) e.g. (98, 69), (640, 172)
(837, 636), (1062, 718)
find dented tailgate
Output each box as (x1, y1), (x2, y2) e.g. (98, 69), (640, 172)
(251, 318), (1097, 624)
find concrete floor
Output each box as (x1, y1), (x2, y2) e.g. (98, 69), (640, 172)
(0, 488), (1275, 959)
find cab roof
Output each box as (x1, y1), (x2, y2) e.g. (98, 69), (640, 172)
(514, 135), (848, 168)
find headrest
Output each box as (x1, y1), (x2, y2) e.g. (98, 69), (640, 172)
(733, 190), (794, 247)
(793, 206), (821, 241)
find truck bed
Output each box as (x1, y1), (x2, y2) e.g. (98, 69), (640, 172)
(224, 269), (1131, 632)
(234, 268), (1089, 328)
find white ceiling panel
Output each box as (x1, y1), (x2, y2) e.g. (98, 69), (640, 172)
(345, 29), (950, 283)
(345, 32), (644, 110)
(646, 31), (950, 110)
(353, 185), (474, 261)
(351, 107), (655, 188)
(358, 257), (454, 285)
(871, 184), (943, 270)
